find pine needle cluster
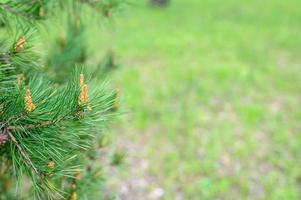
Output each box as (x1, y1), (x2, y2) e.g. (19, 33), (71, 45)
(0, 0), (124, 199)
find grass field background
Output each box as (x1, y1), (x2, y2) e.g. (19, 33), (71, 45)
(100, 0), (301, 199)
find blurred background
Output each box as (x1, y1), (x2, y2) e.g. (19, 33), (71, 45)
(96, 0), (301, 199)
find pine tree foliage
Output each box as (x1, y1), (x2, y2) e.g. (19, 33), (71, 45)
(46, 15), (87, 83)
(0, 0), (124, 199)
(44, 0), (125, 83)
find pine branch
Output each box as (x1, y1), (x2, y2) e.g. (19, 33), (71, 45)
(0, 0), (122, 198)
(8, 107), (83, 131)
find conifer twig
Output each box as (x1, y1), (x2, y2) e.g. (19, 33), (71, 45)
(8, 108), (83, 131)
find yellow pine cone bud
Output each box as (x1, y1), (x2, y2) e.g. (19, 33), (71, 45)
(78, 84), (88, 106)
(15, 36), (26, 52)
(47, 160), (55, 169)
(24, 89), (36, 112)
(78, 74), (92, 111)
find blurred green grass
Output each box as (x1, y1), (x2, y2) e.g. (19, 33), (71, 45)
(103, 0), (301, 199)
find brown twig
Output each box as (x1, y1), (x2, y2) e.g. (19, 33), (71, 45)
(9, 120), (56, 130)
(8, 108), (83, 131)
